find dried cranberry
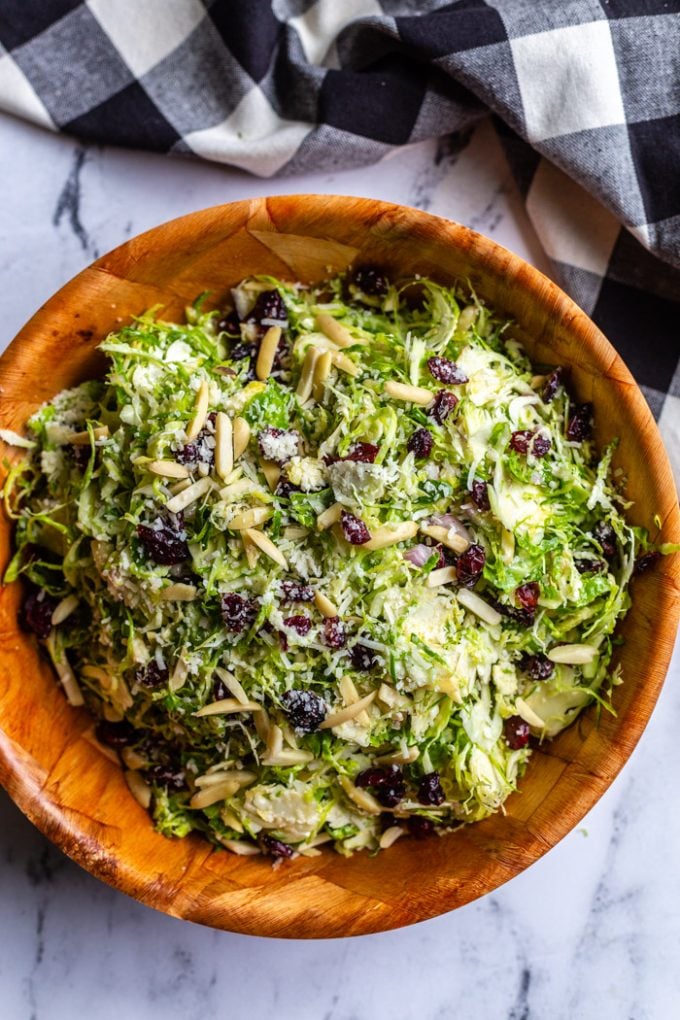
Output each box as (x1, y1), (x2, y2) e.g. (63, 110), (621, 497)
(566, 403), (593, 442)
(246, 289), (288, 328)
(408, 816), (435, 839)
(281, 689), (327, 734)
(576, 559), (606, 574)
(145, 762), (185, 791)
(427, 356), (468, 385)
(407, 427), (433, 459)
(418, 772), (445, 806)
(275, 477), (301, 498)
(217, 310), (240, 335)
(220, 593), (258, 633)
(349, 643), (379, 671)
(518, 652), (554, 681)
(341, 510), (371, 545)
(95, 719), (135, 748)
(213, 675), (230, 701)
(456, 544), (486, 587)
(175, 427), (214, 467)
(542, 367), (564, 403)
(470, 480), (490, 511)
(504, 715), (531, 749)
(280, 580), (315, 603)
(634, 551), (661, 576)
(490, 598), (535, 628)
(428, 390), (458, 425)
(258, 426), (299, 465)
(137, 517), (189, 566)
(136, 661), (169, 688)
(229, 342), (254, 361)
(67, 443), (91, 471)
(323, 617), (346, 649)
(22, 587), (58, 639)
(352, 266), (389, 296)
(261, 835), (294, 858)
(345, 442), (379, 463)
(515, 582), (540, 611)
(283, 615), (312, 636)
(593, 521), (617, 559)
(509, 430), (550, 457)
(355, 765), (405, 808)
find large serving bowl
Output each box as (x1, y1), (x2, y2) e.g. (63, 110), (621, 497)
(0, 196), (678, 938)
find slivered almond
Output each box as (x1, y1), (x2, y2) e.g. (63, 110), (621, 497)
(420, 523), (469, 554)
(256, 325), (282, 380)
(189, 781), (240, 809)
(228, 506), (272, 530)
(377, 683), (410, 709)
(166, 475), (213, 514)
(376, 746), (420, 765)
(102, 704), (124, 722)
(46, 633), (83, 706)
(148, 459), (190, 479)
(244, 528), (287, 568)
(457, 305), (479, 333)
(320, 691), (376, 730)
(283, 525), (309, 540)
(169, 478), (192, 496)
(379, 825), (406, 849)
(260, 459), (281, 491)
(221, 839), (260, 856)
(186, 379), (209, 439)
(339, 775), (381, 815)
(330, 350), (358, 377)
(313, 349), (333, 402)
(69, 425), (109, 445)
(125, 769), (152, 809)
(214, 666), (249, 705)
(193, 698), (262, 717)
(169, 657), (188, 692)
(296, 346), (320, 402)
(363, 521), (418, 551)
(314, 591), (338, 618)
(384, 381), (433, 405)
(253, 706), (270, 742)
(232, 416), (251, 460)
(514, 697), (546, 729)
(195, 769), (256, 789)
(426, 565), (458, 588)
(547, 644), (597, 665)
(121, 747), (149, 770)
(242, 531), (259, 568)
(214, 412), (233, 481)
(501, 528), (515, 564)
(457, 588), (502, 626)
(160, 583), (197, 602)
(83, 727), (119, 764)
(316, 311), (364, 348)
(264, 722), (283, 759)
(263, 748), (314, 766)
(317, 502), (342, 531)
(51, 594), (79, 626)
(220, 808), (244, 834)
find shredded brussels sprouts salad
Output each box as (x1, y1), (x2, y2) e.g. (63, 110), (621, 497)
(2, 266), (670, 859)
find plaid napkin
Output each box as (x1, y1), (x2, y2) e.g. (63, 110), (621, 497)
(0, 1), (678, 471)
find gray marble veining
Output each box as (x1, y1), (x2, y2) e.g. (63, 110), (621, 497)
(0, 110), (678, 1020)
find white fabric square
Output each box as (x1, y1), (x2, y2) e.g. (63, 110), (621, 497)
(0, 53), (53, 129)
(183, 86), (311, 176)
(288, 0), (382, 67)
(86, 0), (204, 78)
(526, 158), (620, 276)
(511, 21), (625, 142)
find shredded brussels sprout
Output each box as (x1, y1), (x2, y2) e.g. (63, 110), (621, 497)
(3, 270), (665, 857)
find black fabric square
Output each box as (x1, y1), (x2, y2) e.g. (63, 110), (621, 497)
(397, 0), (507, 58)
(319, 55), (428, 146)
(606, 228), (680, 304)
(628, 114), (680, 224)
(0, 0), (80, 51)
(208, 0), (283, 83)
(493, 117), (540, 198)
(601, 0), (680, 17)
(593, 277), (680, 395)
(64, 81), (181, 153)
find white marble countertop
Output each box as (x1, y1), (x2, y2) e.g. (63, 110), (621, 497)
(0, 111), (678, 1020)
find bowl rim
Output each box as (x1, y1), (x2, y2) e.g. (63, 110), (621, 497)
(1, 194), (678, 938)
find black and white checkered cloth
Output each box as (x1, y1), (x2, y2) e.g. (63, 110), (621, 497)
(0, 1), (678, 467)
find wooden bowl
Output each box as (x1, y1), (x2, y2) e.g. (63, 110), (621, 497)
(0, 196), (678, 938)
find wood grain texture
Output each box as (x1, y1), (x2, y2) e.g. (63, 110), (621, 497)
(0, 196), (678, 938)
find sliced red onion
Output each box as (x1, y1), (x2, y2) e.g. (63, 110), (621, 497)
(428, 513), (471, 544)
(403, 544), (433, 567)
